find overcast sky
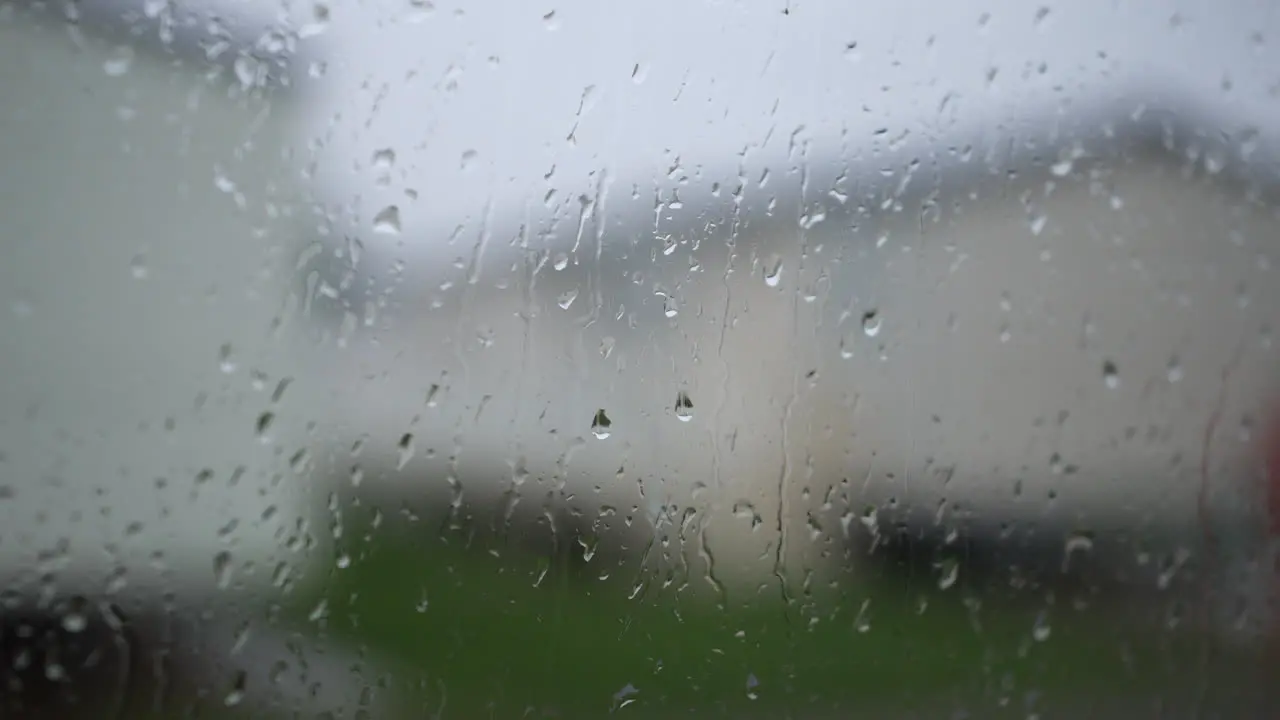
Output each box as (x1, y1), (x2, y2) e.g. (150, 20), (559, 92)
(259, 0), (1280, 243)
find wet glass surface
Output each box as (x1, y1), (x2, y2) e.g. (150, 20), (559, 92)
(0, 0), (1277, 717)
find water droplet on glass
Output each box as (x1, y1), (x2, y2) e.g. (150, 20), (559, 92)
(614, 682), (639, 707)
(763, 256), (783, 287)
(578, 535), (597, 562)
(591, 409), (612, 439)
(936, 557), (959, 590)
(1103, 360), (1120, 389)
(224, 671), (247, 707)
(300, 2), (330, 37)
(218, 343), (236, 374)
(130, 254), (148, 279)
(1167, 357), (1183, 383)
(214, 551), (233, 589)
(397, 433), (415, 469)
(839, 333), (855, 359)
(289, 448), (310, 474)
(61, 612), (87, 633)
(862, 310), (881, 337)
(460, 149), (478, 171)
(675, 391), (694, 422)
(372, 147), (396, 170)
(1029, 214), (1047, 236)
(408, 0), (435, 22)
(745, 673), (760, 700)
(308, 598), (329, 623)
(103, 46), (134, 77)
(854, 599), (872, 633)
(255, 412), (275, 439)
(557, 288), (579, 310)
(1062, 531), (1095, 573)
(1032, 611), (1051, 642)
(233, 54), (264, 89)
(373, 205), (402, 234)
(553, 253), (569, 271)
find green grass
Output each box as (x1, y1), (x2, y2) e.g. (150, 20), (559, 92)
(287, 522), (1270, 718)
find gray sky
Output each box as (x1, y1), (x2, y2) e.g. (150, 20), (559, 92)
(280, 0), (1280, 247)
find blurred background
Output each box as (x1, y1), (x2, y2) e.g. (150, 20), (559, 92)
(0, 0), (1278, 717)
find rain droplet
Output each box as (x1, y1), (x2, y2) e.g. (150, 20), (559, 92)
(557, 288), (579, 310)
(854, 599), (872, 633)
(373, 205), (402, 234)
(233, 55), (264, 89)
(397, 433), (415, 469)
(862, 310), (882, 337)
(218, 343), (236, 373)
(1167, 358), (1183, 383)
(130, 254), (148, 279)
(1032, 611), (1051, 642)
(745, 673), (760, 701)
(839, 334), (855, 359)
(224, 670), (247, 707)
(460, 149), (479, 171)
(591, 409), (612, 439)
(289, 448), (310, 474)
(255, 412), (275, 439)
(61, 612), (87, 633)
(1103, 360), (1120, 389)
(763, 256), (783, 287)
(299, 2), (330, 37)
(614, 683), (639, 705)
(214, 551), (233, 589)
(675, 391), (694, 422)
(308, 598), (329, 622)
(103, 46), (134, 77)
(936, 557), (959, 590)
(1062, 531), (1094, 573)
(372, 148), (396, 170)
(408, 0), (435, 21)
(1029, 214), (1047, 236)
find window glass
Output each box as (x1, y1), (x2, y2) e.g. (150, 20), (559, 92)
(1, 1), (1277, 717)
